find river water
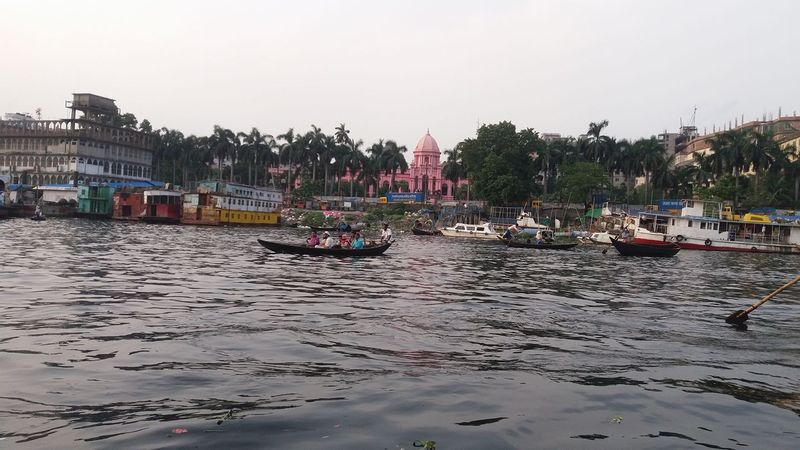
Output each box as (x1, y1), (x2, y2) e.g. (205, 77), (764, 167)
(1, 218), (798, 449)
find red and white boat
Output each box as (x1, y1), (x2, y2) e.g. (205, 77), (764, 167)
(633, 199), (800, 254)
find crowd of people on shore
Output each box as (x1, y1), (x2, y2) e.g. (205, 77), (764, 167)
(305, 223), (394, 249)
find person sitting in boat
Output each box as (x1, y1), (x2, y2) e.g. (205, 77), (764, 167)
(306, 231), (320, 247)
(380, 222), (394, 243)
(339, 233), (352, 248)
(502, 224), (519, 240)
(337, 221), (351, 232)
(351, 232), (365, 249)
(317, 231), (336, 249)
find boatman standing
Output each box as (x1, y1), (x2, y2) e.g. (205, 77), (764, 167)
(381, 222), (395, 243)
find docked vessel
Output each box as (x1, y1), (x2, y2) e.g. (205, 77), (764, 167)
(610, 237), (680, 257)
(142, 190), (182, 224)
(182, 181), (282, 226)
(76, 184), (115, 219)
(634, 199), (800, 254)
(440, 222), (500, 240)
(112, 190), (146, 221)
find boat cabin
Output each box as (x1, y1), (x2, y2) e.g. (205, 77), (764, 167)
(142, 190), (182, 223)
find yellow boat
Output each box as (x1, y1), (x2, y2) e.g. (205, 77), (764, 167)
(182, 181), (282, 226)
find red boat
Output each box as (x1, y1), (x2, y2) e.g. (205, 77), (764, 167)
(142, 190), (182, 224)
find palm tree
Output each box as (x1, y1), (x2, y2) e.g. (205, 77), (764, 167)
(533, 140), (564, 196)
(584, 120), (611, 162)
(442, 143), (467, 199)
(747, 128), (779, 190)
(210, 125), (235, 181)
(382, 140), (408, 191)
(277, 128), (296, 192)
(778, 144), (800, 206)
(244, 127), (276, 187)
(691, 153), (713, 188)
(635, 137), (666, 204)
(706, 129), (749, 209)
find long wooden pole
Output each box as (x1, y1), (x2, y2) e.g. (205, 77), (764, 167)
(727, 274), (800, 324)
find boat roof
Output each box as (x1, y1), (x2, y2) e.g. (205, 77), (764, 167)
(144, 189), (181, 196)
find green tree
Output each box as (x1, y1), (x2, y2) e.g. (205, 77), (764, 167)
(458, 121), (540, 205)
(557, 162), (610, 202)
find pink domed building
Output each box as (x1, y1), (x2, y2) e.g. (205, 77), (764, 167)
(377, 131), (467, 201)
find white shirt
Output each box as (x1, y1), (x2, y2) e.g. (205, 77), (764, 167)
(318, 236), (336, 248)
(381, 227), (394, 242)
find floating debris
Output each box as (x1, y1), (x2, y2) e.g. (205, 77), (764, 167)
(611, 416), (624, 424)
(413, 440), (437, 450)
(172, 428), (188, 434)
(217, 409), (236, 425)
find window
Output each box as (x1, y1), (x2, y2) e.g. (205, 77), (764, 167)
(713, 223), (718, 230)
(685, 200), (694, 208)
(671, 219), (675, 226)
(688, 220), (693, 227)
(700, 222), (707, 229)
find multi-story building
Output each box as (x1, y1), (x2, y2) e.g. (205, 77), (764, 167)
(0, 93), (155, 186)
(674, 114), (800, 167)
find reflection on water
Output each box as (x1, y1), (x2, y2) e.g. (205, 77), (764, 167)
(1, 218), (799, 449)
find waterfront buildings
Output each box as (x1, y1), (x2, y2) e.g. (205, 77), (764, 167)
(375, 131), (467, 201)
(674, 114), (800, 167)
(0, 93), (155, 186)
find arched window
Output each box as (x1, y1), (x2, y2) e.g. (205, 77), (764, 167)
(441, 183), (448, 197)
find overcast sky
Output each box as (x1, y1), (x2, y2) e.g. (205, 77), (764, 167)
(2, 0), (798, 153)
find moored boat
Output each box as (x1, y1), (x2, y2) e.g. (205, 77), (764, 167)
(142, 190), (182, 224)
(182, 181), (282, 226)
(257, 239), (392, 256)
(440, 222), (500, 240)
(411, 226), (442, 236)
(611, 237), (680, 257)
(634, 199), (800, 254)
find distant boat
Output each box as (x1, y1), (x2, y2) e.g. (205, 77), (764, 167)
(411, 226), (441, 236)
(610, 237), (680, 257)
(30, 214), (46, 221)
(310, 225), (340, 232)
(257, 239), (393, 257)
(440, 222), (500, 240)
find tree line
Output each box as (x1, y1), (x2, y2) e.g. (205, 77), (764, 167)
(124, 116), (413, 199)
(442, 120), (800, 208)
(124, 111), (799, 208)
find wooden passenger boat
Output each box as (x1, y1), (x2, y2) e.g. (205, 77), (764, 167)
(411, 226), (442, 236)
(611, 237), (680, 257)
(499, 237), (578, 250)
(257, 239), (393, 256)
(310, 225), (340, 232)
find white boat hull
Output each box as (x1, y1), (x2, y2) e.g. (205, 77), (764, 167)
(634, 228), (800, 254)
(440, 229), (500, 240)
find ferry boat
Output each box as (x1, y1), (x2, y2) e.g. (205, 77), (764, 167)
(182, 181), (282, 226)
(634, 199), (800, 254)
(142, 190), (182, 224)
(440, 222), (500, 240)
(112, 190), (145, 221)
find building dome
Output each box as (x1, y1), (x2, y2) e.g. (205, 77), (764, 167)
(414, 131), (440, 155)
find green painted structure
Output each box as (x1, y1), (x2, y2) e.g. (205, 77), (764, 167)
(77, 185), (115, 217)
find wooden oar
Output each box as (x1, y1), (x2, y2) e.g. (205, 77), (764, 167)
(725, 274), (800, 326)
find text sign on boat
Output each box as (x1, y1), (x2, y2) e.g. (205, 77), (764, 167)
(386, 192), (424, 203)
(659, 200), (683, 210)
